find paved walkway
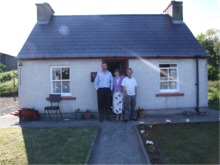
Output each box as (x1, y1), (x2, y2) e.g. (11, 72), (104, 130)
(89, 121), (146, 164)
(0, 108), (219, 127)
(0, 108), (219, 164)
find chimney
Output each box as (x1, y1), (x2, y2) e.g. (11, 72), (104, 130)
(36, 3), (54, 24)
(164, 1), (183, 23)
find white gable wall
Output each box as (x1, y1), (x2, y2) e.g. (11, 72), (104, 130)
(18, 58), (208, 113)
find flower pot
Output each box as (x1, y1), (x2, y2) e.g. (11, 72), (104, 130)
(138, 110), (145, 119)
(83, 112), (92, 120)
(75, 112), (82, 120)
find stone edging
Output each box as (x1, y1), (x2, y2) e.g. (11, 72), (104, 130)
(134, 126), (151, 165)
(84, 126), (101, 165)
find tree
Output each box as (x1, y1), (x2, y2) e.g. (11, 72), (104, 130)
(197, 29), (220, 80)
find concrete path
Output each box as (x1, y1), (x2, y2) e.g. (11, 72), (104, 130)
(0, 108), (219, 127)
(88, 121), (146, 164)
(0, 108), (219, 164)
(86, 108), (220, 164)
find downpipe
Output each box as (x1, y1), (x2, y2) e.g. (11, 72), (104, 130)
(195, 56), (200, 115)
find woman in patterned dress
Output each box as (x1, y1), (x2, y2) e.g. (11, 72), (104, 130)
(112, 69), (124, 120)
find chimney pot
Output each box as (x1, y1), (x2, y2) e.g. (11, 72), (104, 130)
(164, 1), (183, 23)
(36, 3), (54, 24)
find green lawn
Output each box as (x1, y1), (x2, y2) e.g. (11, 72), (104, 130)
(138, 122), (219, 164)
(0, 127), (97, 164)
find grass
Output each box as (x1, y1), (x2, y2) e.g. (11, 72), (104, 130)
(138, 122), (219, 164)
(0, 127), (97, 164)
(208, 81), (219, 110)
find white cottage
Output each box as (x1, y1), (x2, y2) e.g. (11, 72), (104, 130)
(17, 1), (208, 114)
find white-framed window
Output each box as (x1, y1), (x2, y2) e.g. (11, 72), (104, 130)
(50, 66), (71, 96)
(159, 64), (178, 92)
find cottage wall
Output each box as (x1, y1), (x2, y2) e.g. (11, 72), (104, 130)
(129, 58), (208, 110)
(18, 58), (208, 113)
(19, 59), (101, 113)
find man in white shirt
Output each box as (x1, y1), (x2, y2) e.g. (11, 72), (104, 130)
(121, 68), (137, 122)
(94, 62), (113, 122)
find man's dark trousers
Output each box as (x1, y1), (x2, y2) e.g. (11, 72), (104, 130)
(97, 88), (112, 120)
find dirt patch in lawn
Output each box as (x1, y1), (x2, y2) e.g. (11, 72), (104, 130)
(0, 97), (19, 116)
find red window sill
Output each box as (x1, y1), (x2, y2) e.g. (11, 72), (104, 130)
(46, 96), (76, 100)
(156, 93), (184, 97)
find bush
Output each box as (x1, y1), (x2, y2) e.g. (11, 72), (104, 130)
(0, 63), (6, 72)
(208, 81), (220, 110)
(0, 70), (18, 96)
(208, 65), (220, 80)
(0, 70), (18, 83)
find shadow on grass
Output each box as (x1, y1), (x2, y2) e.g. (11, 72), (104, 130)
(23, 127), (97, 164)
(0, 127), (97, 164)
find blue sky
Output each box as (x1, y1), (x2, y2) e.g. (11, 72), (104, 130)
(0, 0), (219, 56)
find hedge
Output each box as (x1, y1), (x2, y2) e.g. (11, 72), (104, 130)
(0, 70), (18, 96)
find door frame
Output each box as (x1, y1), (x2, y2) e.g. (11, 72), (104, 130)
(102, 58), (129, 76)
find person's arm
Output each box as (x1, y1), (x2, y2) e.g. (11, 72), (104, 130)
(110, 73), (113, 91)
(120, 76), (125, 93)
(94, 73), (99, 91)
(121, 78), (127, 95)
(135, 86), (137, 95)
(135, 79), (137, 95)
(122, 86), (127, 95)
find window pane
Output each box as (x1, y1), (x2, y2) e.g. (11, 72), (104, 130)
(159, 64), (170, 68)
(161, 77), (169, 81)
(160, 69), (168, 80)
(52, 68), (61, 80)
(160, 82), (168, 89)
(62, 68), (70, 80)
(62, 81), (70, 93)
(169, 69), (177, 80)
(170, 64), (177, 67)
(169, 81), (177, 89)
(53, 81), (61, 93)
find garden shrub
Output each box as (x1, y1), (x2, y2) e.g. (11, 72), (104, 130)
(0, 63), (6, 72)
(0, 70), (18, 83)
(0, 70), (18, 96)
(208, 81), (220, 110)
(208, 65), (220, 80)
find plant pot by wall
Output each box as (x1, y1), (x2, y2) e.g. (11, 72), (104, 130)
(83, 111), (92, 120)
(75, 112), (82, 120)
(138, 110), (145, 119)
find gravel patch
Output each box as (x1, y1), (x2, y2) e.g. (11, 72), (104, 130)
(0, 97), (19, 116)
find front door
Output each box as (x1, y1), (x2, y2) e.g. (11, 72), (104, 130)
(103, 59), (128, 76)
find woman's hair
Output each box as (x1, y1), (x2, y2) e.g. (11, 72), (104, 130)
(114, 69), (120, 74)
(101, 62), (107, 66)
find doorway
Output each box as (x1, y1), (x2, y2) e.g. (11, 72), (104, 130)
(103, 59), (128, 76)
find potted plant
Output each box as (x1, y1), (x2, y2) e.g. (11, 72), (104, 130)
(75, 108), (82, 120)
(83, 109), (92, 120)
(137, 107), (145, 119)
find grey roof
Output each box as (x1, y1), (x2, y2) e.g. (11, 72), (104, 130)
(17, 14), (207, 59)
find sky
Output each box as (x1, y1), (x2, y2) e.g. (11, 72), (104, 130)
(0, 0), (219, 56)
